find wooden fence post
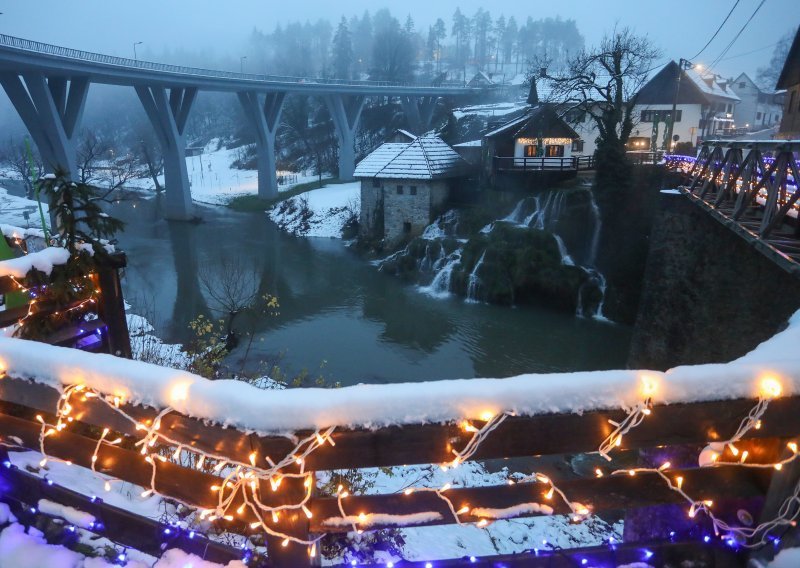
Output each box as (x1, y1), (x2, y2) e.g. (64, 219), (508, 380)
(262, 475), (313, 568)
(95, 254), (132, 359)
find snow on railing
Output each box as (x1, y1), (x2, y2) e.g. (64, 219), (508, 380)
(1, 309), (798, 436)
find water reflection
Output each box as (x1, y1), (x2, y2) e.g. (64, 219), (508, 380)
(112, 198), (632, 385)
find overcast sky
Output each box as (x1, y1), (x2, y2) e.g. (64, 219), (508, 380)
(1, 0), (796, 80)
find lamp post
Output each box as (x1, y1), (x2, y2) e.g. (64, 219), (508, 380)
(666, 58), (693, 151)
(240, 56), (247, 74)
(133, 41), (143, 61)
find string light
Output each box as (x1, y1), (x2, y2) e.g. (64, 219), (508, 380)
(14, 352), (800, 558)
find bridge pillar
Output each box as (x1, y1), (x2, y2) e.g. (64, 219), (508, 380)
(400, 96), (439, 135)
(237, 91), (285, 200)
(136, 85), (197, 220)
(325, 94), (365, 181)
(0, 72), (89, 179)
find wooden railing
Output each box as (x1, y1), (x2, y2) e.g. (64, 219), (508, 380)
(494, 155), (596, 173)
(0, 238), (131, 358)
(0, 369), (798, 566)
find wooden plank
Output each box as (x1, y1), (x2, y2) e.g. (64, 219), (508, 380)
(324, 539), (740, 567)
(308, 465), (771, 533)
(0, 411), (226, 512)
(4, 375), (800, 472)
(0, 451), (242, 564)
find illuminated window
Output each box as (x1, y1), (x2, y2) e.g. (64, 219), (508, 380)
(546, 145), (564, 157)
(524, 145), (538, 157)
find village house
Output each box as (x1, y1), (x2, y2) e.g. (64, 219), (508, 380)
(729, 72), (785, 134)
(354, 135), (471, 246)
(777, 26), (800, 140)
(633, 61), (740, 149)
(481, 104), (591, 186)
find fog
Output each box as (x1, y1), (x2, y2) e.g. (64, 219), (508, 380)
(2, 0), (795, 78)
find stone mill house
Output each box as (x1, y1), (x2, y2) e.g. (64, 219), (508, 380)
(354, 134), (470, 246)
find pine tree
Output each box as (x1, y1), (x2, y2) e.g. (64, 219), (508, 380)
(331, 17), (354, 80)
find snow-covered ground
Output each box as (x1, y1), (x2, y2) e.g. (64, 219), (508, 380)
(268, 181), (360, 238)
(178, 140), (324, 205)
(0, 186), (44, 229)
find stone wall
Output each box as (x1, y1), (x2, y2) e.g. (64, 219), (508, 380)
(628, 190), (800, 370)
(382, 180), (449, 247)
(359, 179), (383, 239)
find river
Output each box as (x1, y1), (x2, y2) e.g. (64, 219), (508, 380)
(111, 195), (632, 386)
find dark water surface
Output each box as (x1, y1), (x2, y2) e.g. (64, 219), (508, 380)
(111, 196), (632, 385)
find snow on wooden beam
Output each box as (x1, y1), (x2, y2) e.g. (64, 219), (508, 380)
(1, 309), (800, 437)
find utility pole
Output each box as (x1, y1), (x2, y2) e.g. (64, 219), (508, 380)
(133, 41), (142, 61)
(666, 58), (692, 151)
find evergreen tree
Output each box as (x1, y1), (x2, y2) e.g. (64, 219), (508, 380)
(332, 17), (354, 80)
(432, 18), (446, 73)
(472, 8), (492, 71)
(494, 15), (506, 72)
(504, 16), (518, 67)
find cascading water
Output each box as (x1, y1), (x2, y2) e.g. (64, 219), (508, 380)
(379, 191), (609, 320)
(553, 235), (575, 266)
(587, 192), (602, 267)
(419, 252), (461, 298)
(465, 251), (486, 303)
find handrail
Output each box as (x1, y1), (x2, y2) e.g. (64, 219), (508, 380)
(0, 33), (474, 91)
(494, 155), (596, 172)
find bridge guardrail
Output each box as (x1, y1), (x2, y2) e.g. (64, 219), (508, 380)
(0, 33), (475, 91)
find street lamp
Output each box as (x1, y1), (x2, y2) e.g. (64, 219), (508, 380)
(133, 41), (143, 61)
(240, 56), (247, 74)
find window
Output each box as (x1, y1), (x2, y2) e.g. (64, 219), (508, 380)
(410, 186), (417, 196)
(545, 145), (564, 157)
(403, 222), (412, 233)
(396, 185), (404, 195)
(757, 112), (762, 120)
(571, 139), (584, 152)
(739, 81), (746, 88)
(372, 179), (381, 188)
(524, 144), (538, 157)
(640, 109), (682, 122)
(564, 109), (586, 123)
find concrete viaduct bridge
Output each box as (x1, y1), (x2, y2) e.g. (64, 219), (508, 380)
(0, 34), (480, 219)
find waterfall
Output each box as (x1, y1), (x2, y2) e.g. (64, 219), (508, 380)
(576, 267), (608, 320)
(587, 191), (602, 267)
(503, 199), (527, 224)
(418, 253), (461, 298)
(553, 235), (575, 266)
(465, 251), (486, 303)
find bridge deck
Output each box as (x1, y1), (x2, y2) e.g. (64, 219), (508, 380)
(0, 33), (480, 96)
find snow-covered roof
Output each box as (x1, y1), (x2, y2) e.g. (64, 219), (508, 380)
(453, 139), (483, 148)
(354, 136), (470, 180)
(452, 102), (528, 121)
(685, 68), (741, 102)
(484, 105), (580, 140)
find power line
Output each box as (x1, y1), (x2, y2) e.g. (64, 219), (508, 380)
(689, 0), (740, 60)
(716, 41), (779, 62)
(706, 0), (767, 74)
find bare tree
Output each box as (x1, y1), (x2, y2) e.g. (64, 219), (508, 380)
(77, 130), (148, 201)
(198, 255), (261, 350)
(0, 138), (43, 198)
(536, 28), (660, 165)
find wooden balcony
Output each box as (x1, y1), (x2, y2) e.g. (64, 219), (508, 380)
(493, 155), (595, 172)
